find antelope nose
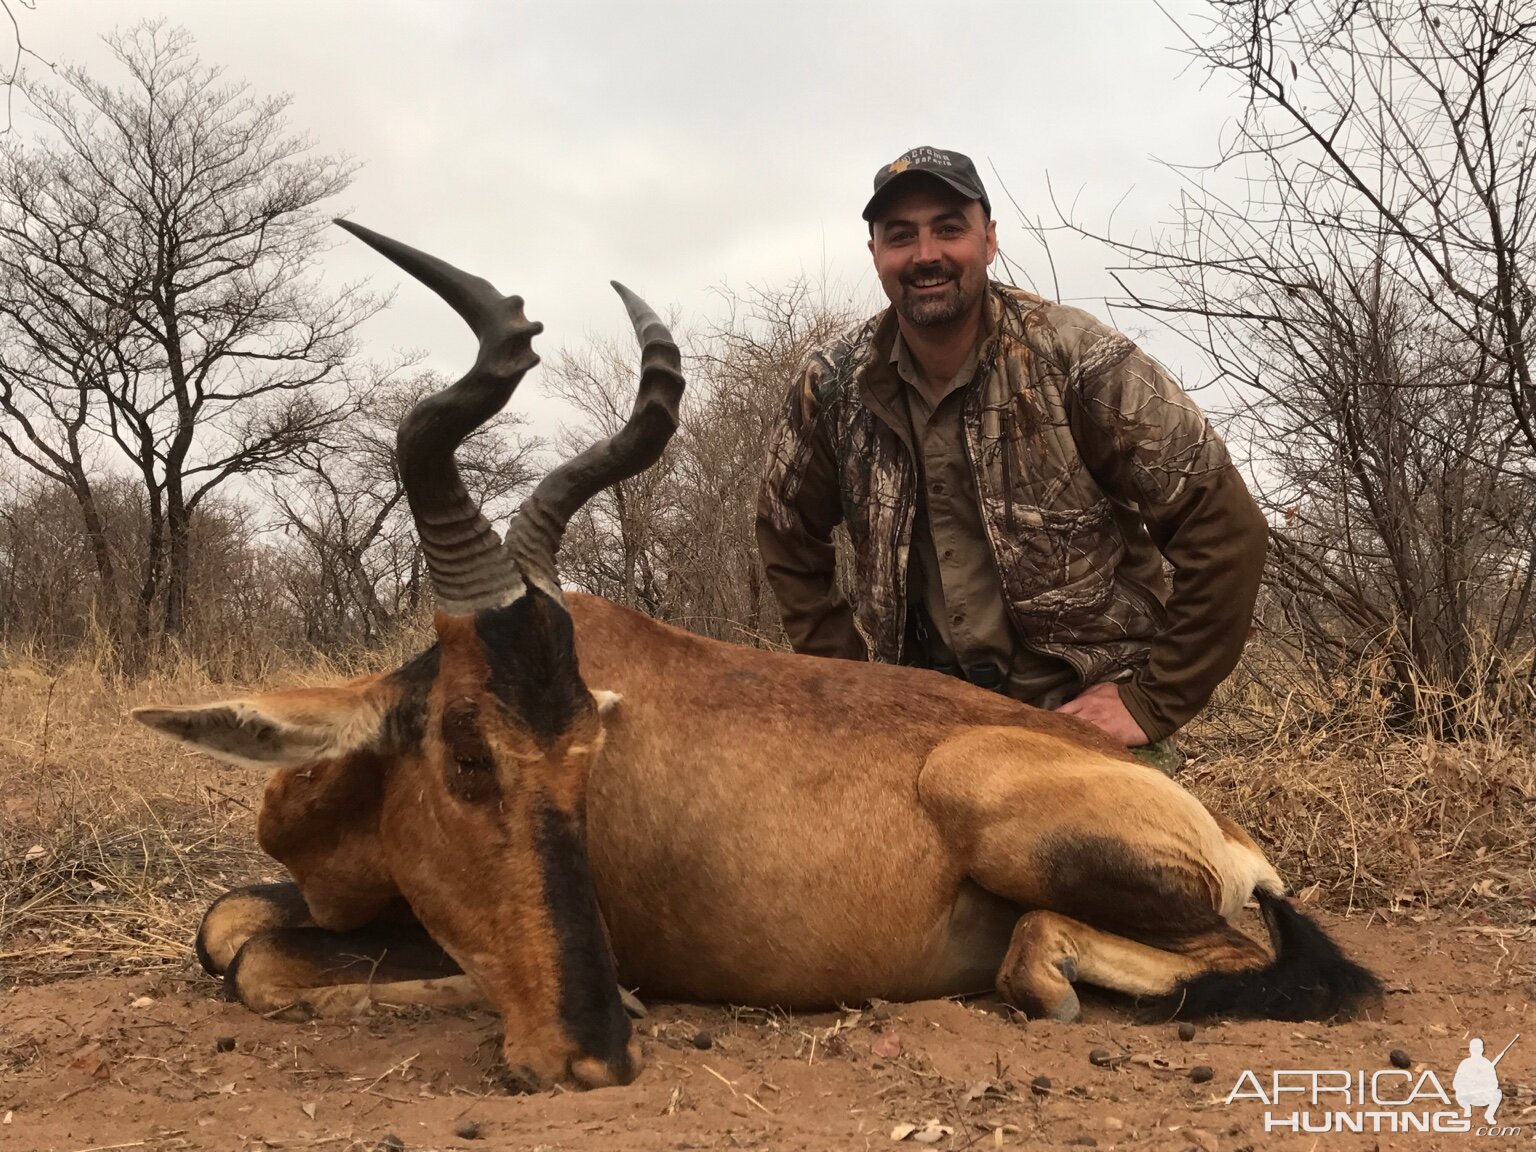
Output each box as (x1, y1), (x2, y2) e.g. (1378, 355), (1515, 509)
(568, 1040), (644, 1089)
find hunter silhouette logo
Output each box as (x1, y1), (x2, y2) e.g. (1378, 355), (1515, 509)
(1226, 1032), (1524, 1136)
(1455, 1035), (1519, 1124)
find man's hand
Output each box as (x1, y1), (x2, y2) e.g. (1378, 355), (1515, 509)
(1056, 681), (1148, 747)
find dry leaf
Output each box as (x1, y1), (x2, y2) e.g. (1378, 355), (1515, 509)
(890, 1123), (917, 1141)
(23, 845), (45, 862)
(69, 1053), (107, 1079)
(910, 1119), (954, 1144)
(301, 1101), (317, 1119)
(963, 1080), (1007, 1102)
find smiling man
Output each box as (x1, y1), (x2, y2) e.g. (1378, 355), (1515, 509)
(756, 146), (1269, 768)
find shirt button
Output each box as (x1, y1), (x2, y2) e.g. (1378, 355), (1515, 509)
(942, 549), (955, 560)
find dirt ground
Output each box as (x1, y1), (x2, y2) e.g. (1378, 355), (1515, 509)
(2, 912), (1531, 1152)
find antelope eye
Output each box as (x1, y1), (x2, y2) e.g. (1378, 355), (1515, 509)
(441, 700), (494, 772)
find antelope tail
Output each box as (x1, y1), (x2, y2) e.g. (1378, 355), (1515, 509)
(1150, 890), (1384, 1022)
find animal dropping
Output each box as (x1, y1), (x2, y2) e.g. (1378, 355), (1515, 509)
(134, 220), (1382, 1093)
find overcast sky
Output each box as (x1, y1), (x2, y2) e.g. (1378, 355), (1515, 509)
(19, 0), (1242, 436)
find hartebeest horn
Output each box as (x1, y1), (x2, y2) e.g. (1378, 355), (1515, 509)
(502, 282), (684, 591)
(335, 218), (543, 614)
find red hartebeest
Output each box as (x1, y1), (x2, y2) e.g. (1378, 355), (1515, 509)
(134, 222), (1381, 1093)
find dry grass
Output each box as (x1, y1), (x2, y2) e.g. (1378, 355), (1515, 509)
(1180, 635), (1535, 921)
(1, 654), (316, 987)
(1183, 740), (1534, 918)
(2, 643), (1532, 991)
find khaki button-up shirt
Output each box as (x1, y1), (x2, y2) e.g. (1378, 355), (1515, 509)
(891, 330), (1078, 708)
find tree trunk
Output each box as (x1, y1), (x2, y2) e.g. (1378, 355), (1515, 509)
(164, 493), (192, 638)
(72, 482), (123, 651)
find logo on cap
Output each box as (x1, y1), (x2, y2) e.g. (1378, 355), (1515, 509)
(863, 146), (990, 223)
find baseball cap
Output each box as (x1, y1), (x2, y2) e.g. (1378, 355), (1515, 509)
(862, 146), (991, 223)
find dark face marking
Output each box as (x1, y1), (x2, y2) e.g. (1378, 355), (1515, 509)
(439, 696), (500, 803)
(383, 645), (440, 747)
(473, 589), (589, 747)
(535, 799), (632, 1072)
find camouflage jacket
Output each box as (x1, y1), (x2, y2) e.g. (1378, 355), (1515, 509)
(756, 283), (1267, 737)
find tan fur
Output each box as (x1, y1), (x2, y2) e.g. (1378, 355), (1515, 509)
(377, 612), (612, 1087)
(141, 592), (1297, 1088)
(997, 910), (1271, 1018)
(571, 595), (1280, 1008)
(197, 889), (314, 974)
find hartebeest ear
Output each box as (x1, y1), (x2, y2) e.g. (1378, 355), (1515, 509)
(132, 684), (392, 769)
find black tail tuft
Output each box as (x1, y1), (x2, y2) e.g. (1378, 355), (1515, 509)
(1147, 891), (1384, 1022)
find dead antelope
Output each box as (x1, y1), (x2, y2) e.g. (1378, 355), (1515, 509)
(134, 221), (1381, 1093)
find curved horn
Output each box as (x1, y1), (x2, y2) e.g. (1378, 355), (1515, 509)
(504, 282), (685, 591)
(336, 219), (542, 614)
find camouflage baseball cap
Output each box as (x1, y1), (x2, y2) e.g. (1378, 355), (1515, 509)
(862, 146), (992, 223)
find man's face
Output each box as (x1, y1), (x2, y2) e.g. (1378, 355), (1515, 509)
(868, 180), (997, 330)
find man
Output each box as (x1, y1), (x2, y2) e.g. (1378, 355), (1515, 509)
(756, 146), (1268, 769)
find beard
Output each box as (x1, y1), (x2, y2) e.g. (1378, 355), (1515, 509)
(893, 261), (982, 328)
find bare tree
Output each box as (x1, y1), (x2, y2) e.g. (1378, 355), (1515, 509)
(0, 0), (48, 134)
(0, 22), (380, 659)
(1074, 0), (1536, 730)
(545, 281), (860, 641)
(0, 463), (294, 676)
(543, 337), (682, 614)
(671, 281), (859, 642)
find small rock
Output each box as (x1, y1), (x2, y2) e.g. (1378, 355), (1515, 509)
(691, 1030), (714, 1050)
(1065, 1137), (1098, 1147)
(1088, 1047), (1114, 1067)
(1103, 1117), (1124, 1131)
(866, 999), (891, 1022)
(454, 1120), (482, 1140)
(375, 1136), (406, 1152)
(870, 1031), (903, 1059)
(1389, 1049), (1412, 1069)
(1030, 1074), (1052, 1095)
(130, 995), (155, 1009)
(214, 1036), (236, 1053)
(1189, 1065), (1214, 1084)
(1178, 1022), (1198, 1041)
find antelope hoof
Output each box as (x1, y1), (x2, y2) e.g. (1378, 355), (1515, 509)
(997, 916), (1083, 1021)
